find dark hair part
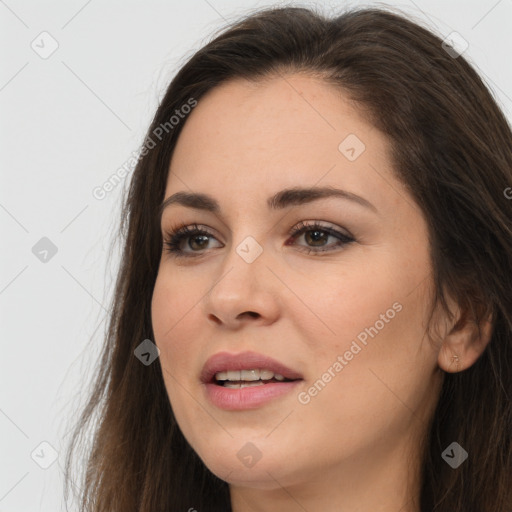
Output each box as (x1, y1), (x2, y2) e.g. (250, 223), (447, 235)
(64, 5), (512, 511)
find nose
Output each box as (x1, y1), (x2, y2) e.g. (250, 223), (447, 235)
(202, 245), (281, 329)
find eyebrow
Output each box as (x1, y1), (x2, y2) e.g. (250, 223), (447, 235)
(159, 186), (378, 220)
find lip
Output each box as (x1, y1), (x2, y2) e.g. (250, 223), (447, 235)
(200, 350), (304, 384)
(203, 380), (302, 410)
(200, 350), (304, 411)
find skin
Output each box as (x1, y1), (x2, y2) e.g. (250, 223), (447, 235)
(151, 73), (492, 512)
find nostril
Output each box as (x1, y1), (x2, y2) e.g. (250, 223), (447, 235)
(240, 311), (259, 319)
(208, 314), (222, 325)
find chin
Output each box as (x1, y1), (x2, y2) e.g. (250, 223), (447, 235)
(197, 446), (302, 489)
(210, 464), (292, 489)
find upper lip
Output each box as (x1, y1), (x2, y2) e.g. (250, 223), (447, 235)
(200, 350), (304, 383)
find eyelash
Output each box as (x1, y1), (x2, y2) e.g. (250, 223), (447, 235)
(162, 221), (355, 258)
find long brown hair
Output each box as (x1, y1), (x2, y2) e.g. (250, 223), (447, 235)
(64, 6), (512, 511)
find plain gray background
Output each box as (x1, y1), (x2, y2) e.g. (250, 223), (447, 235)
(1, 0), (511, 510)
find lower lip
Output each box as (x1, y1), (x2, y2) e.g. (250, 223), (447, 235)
(203, 381), (302, 410)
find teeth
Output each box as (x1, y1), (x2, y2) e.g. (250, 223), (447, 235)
(223, 381), (241, 389)
(223, 381), (266, 389)
(259, 369), (274, 380)
(241, 369), (260, 381)
(214, 368), (286, 382)
(226, 370), (241, 380)
(241, 381), (265, 388)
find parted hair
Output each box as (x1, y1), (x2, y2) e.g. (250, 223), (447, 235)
(64, 5), (512, 511)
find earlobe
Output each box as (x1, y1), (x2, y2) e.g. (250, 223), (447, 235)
(437, 311), (494, 373)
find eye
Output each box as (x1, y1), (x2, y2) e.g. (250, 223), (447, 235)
(162, 221), (355, 258)
(286, 220), (355, 255)
(163, 223), (222, 257)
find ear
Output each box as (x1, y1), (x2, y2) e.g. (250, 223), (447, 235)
(438, 306), (494, 373)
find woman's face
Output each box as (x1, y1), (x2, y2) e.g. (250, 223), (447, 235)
(151, 74), (444, 498)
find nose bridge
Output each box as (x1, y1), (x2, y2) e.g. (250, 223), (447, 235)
(203, 232), (281, 325)
(210, 233), (267, 299)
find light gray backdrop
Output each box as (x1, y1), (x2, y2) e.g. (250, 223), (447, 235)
(1, 0), (511, 510)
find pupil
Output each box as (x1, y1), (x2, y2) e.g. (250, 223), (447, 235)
(306, 230), (327, 246)
(190, 235), (209, 250)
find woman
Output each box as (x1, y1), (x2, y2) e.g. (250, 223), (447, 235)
(64, 5), (512, 511)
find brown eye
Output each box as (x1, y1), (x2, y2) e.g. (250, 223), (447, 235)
(163, 224), (222, 257)
(304, 229), (329, 246)
(288, 221), (355, 254)
(188, 234), (210, 251)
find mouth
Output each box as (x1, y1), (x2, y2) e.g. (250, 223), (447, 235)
(212, 368), (298, 388)
(201, 350), (304, 385)
(200, 351), (304, 410)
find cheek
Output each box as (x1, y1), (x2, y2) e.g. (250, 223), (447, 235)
(303, 280), (438, 436)
(292, 257), (411, 357)
(295, 249), (437, 416)
(151, 272), (202, 374)
(151, 273), (206, 430)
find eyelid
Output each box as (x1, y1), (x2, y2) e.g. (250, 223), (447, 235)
(162, 219), (352, 239)
(287, 219), (354, 240)
(162, 220), (355, 258)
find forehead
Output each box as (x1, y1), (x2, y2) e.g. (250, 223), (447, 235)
(172, 73), (370, 157)
(165, 73), (398, 213)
